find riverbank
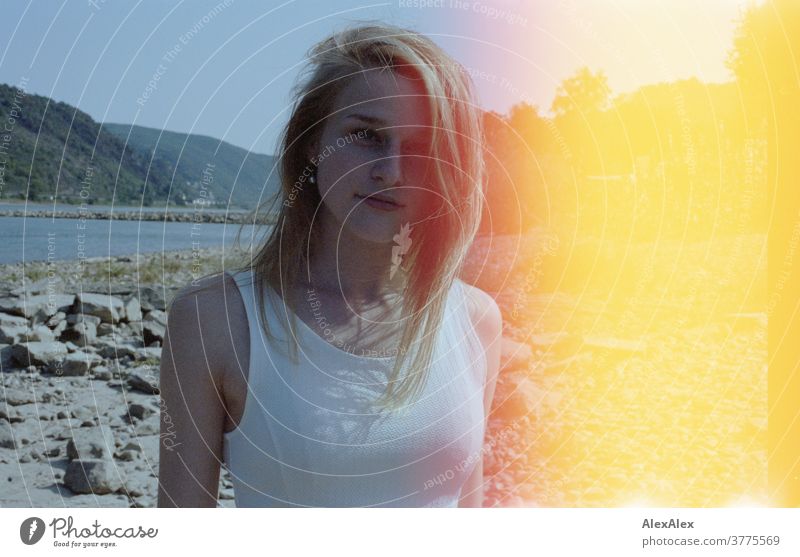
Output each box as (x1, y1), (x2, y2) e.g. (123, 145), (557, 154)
(0, 232), (768, 507)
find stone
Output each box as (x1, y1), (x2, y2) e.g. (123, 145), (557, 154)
(19, 325), (56, 343)
(127, 373), (160, 395)
(66, 425), (115, 461)
(0, 312), (28, 328)
(123, 296), (142, 323)
(135, 346), (161, 361)
(59, 321), (97, 347)
(500, 337), (534, 372)
(143, 309), (168, 327)
(94, 338), (139, 359)
(0, 324), (26, 344)
(1, 344), (17, 371)
(0, 424), (15, 449)
(141, 320), (165, 346)
(0, 294), (75, 319)
(127, 402), (154, 420)
(138, 287), (168, 312)
(51, 351), (104, 376)
(0, 313), (28, 344)
(3, 388), (34, 406)
(46, 311), (66, 327)
(74, 293), (126, 323)
(96, 323), (115, 336)
(91, 367), (113, 381)
(63, 459), (122, 495)
(10, 341), (68, 367)
(66, 313), (102, 327)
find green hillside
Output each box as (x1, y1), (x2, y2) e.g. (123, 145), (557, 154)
(104, 123), (280, 209)
(0, 83), (279, 209)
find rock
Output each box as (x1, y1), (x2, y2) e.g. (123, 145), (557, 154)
(19, 325), (56, 343)
(91, 367), (113, 381)
(0, 294), (75, 319)
(138, 288), (168, 312)
(70, 406), (97, 422)
(66, 313), (102, 327)
(0, 313), (28, 344)
(127, 373), (160, 395)
(123, 297), (142, 323)
(3, 387), (34, 406)
(46, 311), (66, 327)
(0, 424), (16, 449)
(142, 320), (165, 346)
(135, 346), (161, 361)
(127, 402), (154, 420)
(0, 312), (28, 328)
(126, 321), (144, 336)
(500, 337), (534, 372)
(0, 324), (25, 344)
(96, 323), (115, 336)
(51, 351), (104, 376)
(116, 450), (139, 462)
(120, 441), (142, 452)
(60, 320), (97, 347)
(144, 309), (168, 327)
(63, 459), (122, 495)
(10, 341), (68, 367)
(94, 338), (139, 359)
(1, 344), (17, 371)
(74, 293), (126, 323)
(66, 425), (115, 461)
(490, 372), (547, 421)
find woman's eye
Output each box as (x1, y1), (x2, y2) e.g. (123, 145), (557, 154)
(352, 128), (382, 145)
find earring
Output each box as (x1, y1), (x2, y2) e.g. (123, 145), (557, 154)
(308, 166), (317, 184)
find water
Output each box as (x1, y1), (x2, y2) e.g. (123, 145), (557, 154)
(0, 201), (240, 215)
(0, 216), (265, 264)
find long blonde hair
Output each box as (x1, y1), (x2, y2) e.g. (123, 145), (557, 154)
(232, 21), (485, 411)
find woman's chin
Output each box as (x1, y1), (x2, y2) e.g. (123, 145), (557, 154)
(343, 217), (401, 245)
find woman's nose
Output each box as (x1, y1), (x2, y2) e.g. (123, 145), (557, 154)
(370, 147), (403, 185)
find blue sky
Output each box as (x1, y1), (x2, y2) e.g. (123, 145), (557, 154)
(0, 0), (744, 155)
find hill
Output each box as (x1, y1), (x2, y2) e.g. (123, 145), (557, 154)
(0, 83), (279, 209)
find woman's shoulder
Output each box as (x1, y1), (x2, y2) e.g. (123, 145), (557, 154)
(166, 270), (250, 378)
(455, 279), (502, 340)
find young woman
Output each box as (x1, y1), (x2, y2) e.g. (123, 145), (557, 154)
(157, 22), (502, 508)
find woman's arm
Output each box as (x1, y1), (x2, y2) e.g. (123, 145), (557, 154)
(458, 286), (503, 508)
(157, 282), (229, 507)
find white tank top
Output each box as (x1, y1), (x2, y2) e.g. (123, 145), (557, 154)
(222, 268), (488, 507)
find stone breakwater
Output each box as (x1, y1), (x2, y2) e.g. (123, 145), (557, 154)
(0, 208), (275, 225)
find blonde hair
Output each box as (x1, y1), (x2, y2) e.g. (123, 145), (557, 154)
(232, 21), (485, 411)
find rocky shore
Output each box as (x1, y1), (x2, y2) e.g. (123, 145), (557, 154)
(2, 232), (765, 507)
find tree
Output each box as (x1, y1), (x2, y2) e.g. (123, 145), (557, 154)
(550, 67), (612, 117)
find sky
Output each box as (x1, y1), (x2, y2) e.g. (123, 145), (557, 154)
(0, 0), (750, 155)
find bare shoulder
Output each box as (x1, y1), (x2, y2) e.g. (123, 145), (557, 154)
(459, 280), (503, 344)
(166, 271), (248, 381)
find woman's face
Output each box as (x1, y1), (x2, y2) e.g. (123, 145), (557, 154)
(307, 69), (436, 245)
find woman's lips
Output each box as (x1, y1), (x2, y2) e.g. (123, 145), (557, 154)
(355, 193), (403, 211)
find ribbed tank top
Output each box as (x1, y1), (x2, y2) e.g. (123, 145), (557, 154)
(222, 268), (488, 507)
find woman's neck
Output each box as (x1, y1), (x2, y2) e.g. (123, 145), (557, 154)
(304, 210), (408, 305)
